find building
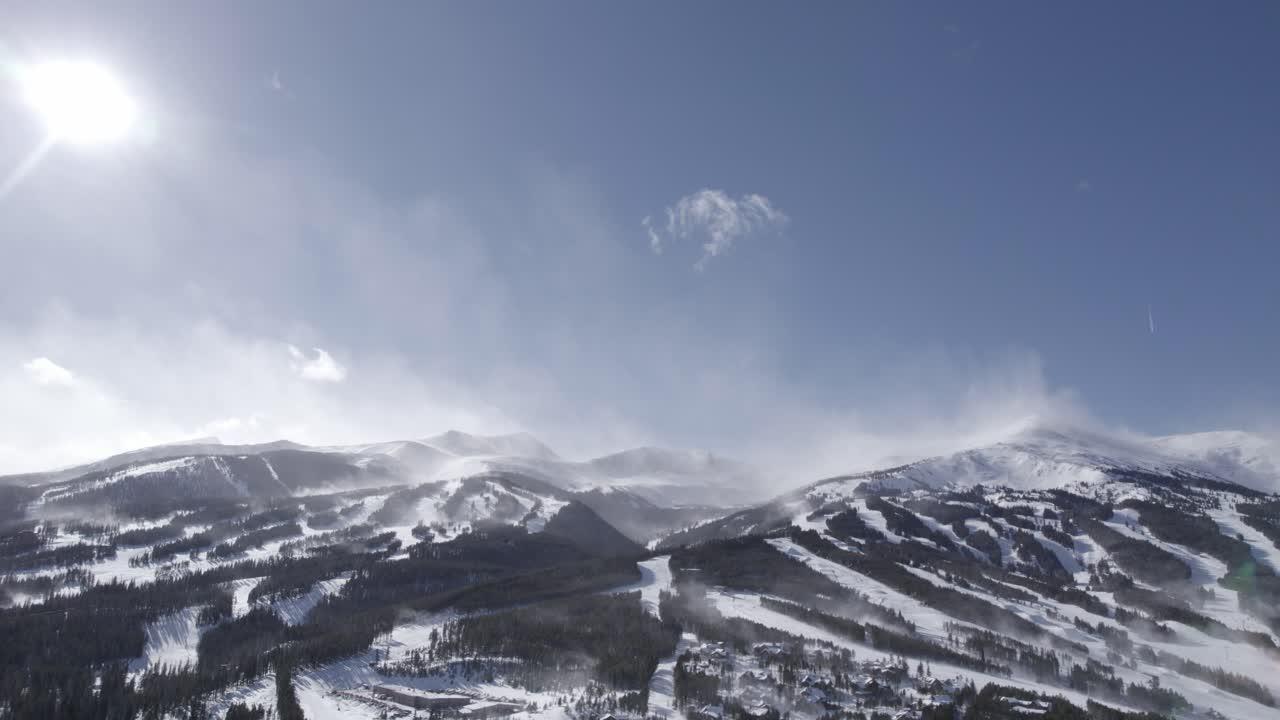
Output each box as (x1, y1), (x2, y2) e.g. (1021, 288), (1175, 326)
(372, 685), (473, 711)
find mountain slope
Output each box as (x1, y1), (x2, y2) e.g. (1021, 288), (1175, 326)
(659, 422), (1272, 547)
(6, 430), (762, 541)
(793, 423), (1274, 498)
(8, 424), (1280, 720)
(1154, 430), (1280, 493)
(652, 443), (1280, 718)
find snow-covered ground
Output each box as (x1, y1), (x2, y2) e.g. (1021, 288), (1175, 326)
(204, 604), (565, 718)
(702, 586), (1153, 719)
(229, 577), (264, 618)
(1210, 504), (1280, 572)
(605, 555), (672, 617)
(1102, 510), (1278, 638)
(266, 577), (350, 625)
(1033, 532), (1084, 575)
(294, 681), (383, 720)
(852, 499), (906, 544)
(707, 589), (852, 648)
(129, 607), (205, 673)
(646, 632), (695, 720)
(768, 537), (963, 639)
(39, 458), (201, 505)
(812, 530), (1280, 720)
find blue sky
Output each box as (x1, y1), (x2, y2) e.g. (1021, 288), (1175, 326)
(1, 2), (1277, 474)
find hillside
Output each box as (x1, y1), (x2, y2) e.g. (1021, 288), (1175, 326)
(4, 425), (1280, 720)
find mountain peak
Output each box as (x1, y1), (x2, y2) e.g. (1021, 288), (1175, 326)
(422, 430), (561, 461)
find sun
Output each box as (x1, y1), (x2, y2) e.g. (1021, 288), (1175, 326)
(19, 61), (137, 145)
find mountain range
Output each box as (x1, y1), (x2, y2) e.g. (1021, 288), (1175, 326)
(4, 423), (1280, 720)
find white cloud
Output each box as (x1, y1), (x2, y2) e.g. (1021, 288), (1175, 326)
(646, 189), (788, 269)
(23, 357), (75, 386)
(287, 345), (347, 382)
(641, 215), (662, 254)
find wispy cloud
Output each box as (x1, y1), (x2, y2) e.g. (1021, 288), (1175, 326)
(288, 345), (347, 382)
(646, 189), (788, 269)
(641, 215), (662, 254)
(23, 357), (75, 386)
(1076, 179), (1092, 192)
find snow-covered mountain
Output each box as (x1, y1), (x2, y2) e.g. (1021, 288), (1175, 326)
(1, 430), (752, 543)
(658, 421), (1279, 549)
(9, 423), (1280, 536)
(355, 433), (771, 507)
(9, 429), (772, 507)
(1153, 430), (1280, 492)
(803, 422), (1280, 498)
(8, 422), (1280, 720)
(317, 430), (767, 507)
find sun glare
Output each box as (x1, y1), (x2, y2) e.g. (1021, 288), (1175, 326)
(20, 61), (137, 145)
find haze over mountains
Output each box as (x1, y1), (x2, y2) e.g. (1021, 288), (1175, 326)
(8, 421), (1279, 499)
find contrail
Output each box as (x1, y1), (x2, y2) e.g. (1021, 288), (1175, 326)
(0, 133), (58, 201)
(1148, 305), (1156, 335)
